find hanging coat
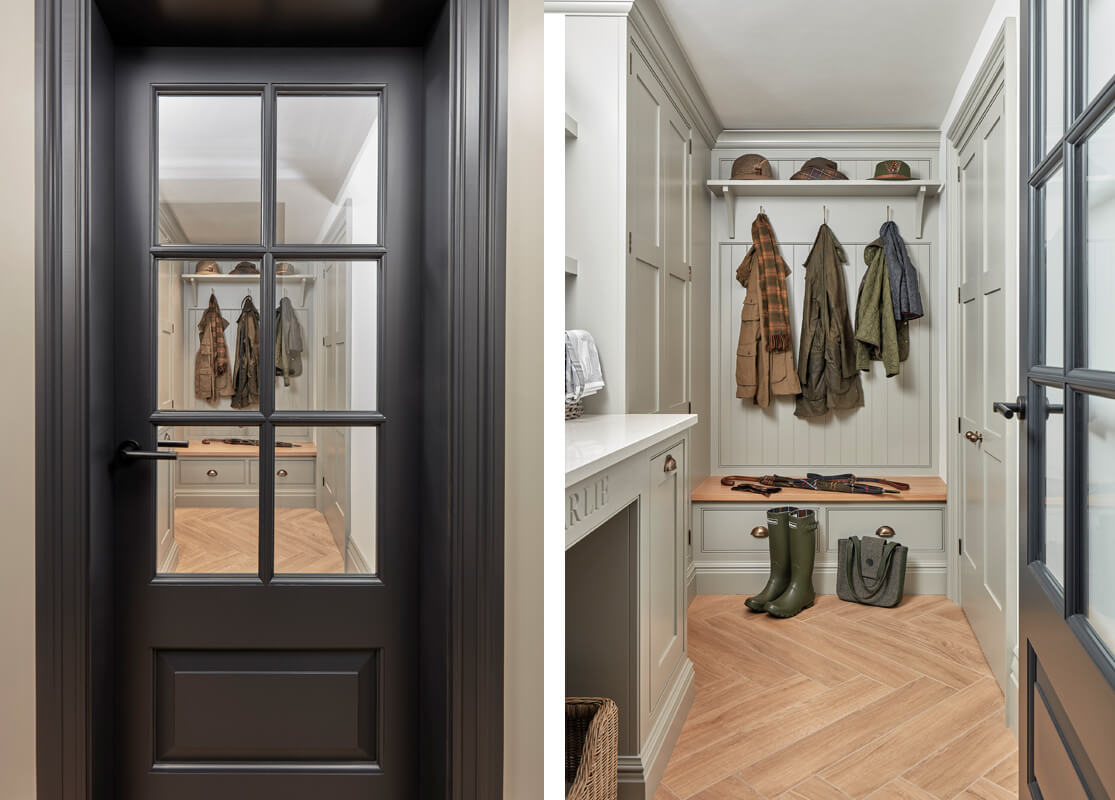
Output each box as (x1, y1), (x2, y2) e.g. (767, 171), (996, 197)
(231, 295), (261, 409)
(194, 292), (234, 404)
(735, 238), (802, 407)
(275, 296), (304, 387)
(855, 237), (910, 377)
(795, 224), (863, 418)
(880, 220), (924, 320)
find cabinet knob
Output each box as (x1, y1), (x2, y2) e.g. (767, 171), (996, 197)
(750, 525), (768, 539)
(876, 525), (896, 538)
(276, 469), (288, 478)
(664, 455), (678, 473)
(206, 469), (218, 477)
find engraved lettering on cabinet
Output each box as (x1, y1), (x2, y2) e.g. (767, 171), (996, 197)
(567, 476), (609, 528)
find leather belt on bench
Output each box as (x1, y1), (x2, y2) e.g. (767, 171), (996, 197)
(720, 474), (901, 495)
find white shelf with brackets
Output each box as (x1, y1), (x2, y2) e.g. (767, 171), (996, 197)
(707, 178), (944, 240)
(181, 273), (316, 305)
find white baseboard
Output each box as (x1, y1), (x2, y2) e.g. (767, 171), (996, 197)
(686, 562), (697, 607)
(346, 539), (372, 574)
(693, 562), (948, 595)
(617, 657), (695, 800)
(158, 539), (179, 574)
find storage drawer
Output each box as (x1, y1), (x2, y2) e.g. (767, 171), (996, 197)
(825, 507), (944, 553)
(249, 458), (316, 488)
(179, 459), (248, 486)
(699, 505), (822, 553)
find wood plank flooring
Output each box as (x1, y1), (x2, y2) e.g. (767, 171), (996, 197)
(173, 507), (344, 573)
(655, 595), (1017, 800)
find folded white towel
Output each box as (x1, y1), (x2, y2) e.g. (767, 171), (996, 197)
(565, 329), (605, 401)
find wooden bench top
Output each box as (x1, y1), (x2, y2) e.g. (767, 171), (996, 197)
(177, 439), (318, 458)
(692, 475), (947, 504)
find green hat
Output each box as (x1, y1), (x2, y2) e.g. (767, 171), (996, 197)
(872, 160), (912, 180)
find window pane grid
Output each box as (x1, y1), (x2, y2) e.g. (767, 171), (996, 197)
(151, 84), (384, 585)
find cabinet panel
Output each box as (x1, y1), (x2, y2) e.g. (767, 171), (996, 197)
(627, 47), (663, 264)
(179, 459), (248, 486)
(627, 258), (659, 413)
(248, 458), (316, 488)
(648, 443), (684, 712)
(826, 507), (944, 553)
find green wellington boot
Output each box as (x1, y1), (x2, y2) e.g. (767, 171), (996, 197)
(766, 509), (818, 618)
(744, 506), (798, 612)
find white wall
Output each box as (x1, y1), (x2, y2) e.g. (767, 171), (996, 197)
(0, 0), (38, 795)
(504, 0), (545, 795)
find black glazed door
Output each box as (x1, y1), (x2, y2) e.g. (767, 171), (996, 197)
(113, 49), (421, 799)
(1019, 0), (1115, 797)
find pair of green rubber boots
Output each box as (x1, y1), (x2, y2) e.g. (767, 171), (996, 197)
(745, 507), (817, 618)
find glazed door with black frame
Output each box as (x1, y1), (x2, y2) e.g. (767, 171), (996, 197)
(1019, 1), (1115, 797)
(112, 49), (421, 799)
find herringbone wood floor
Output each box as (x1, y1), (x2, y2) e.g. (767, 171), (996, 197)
(173, 507), (345, 573)
(655, 595), (1019, 800)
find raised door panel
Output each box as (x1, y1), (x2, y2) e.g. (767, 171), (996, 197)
(659, 106), (690, 415)
(627, 258), (659, 413)
(627, 45), (663, 266)
(648, 444), (684, 713)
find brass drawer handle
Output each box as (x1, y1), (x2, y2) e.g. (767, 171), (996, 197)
(751, 525), (768, 538)
(277, 469), (288, 478)
(876, 525), (895, 538)
(664, 455), (678, 473)
(206, 469), (218, 477)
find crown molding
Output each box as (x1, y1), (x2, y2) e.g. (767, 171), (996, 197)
(543, 0), (633, 15)
(627, 0), (720, 147)
(946, 19), (1011, 147)
(715, 128), (942, 152)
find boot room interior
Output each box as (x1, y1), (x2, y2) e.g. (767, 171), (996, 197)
(554, 1), (1065, 798)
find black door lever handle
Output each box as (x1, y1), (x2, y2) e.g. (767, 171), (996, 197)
(117, 440), (178, 461)
(993, 396), (1026, 420)
(157, 440), (189, 448)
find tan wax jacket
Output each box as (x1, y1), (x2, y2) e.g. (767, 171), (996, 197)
(735, 249), (802, 407)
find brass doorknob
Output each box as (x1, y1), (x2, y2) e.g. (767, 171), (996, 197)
(750, 525), (768, 538)
(876, 525), (896, 538)
(965, 431), (975, 441)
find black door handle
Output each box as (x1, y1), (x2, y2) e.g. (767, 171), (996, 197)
(117, 440), (178, 461)
(993, 396), (1026, 420)
(158, 440), (189, 448)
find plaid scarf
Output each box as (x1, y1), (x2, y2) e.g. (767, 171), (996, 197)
(204, 293), (230, 376)
(748, 214), (793, 352)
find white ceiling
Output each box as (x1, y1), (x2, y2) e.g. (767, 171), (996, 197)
(657, 0), (996, 130)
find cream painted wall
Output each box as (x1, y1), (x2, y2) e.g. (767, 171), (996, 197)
(504, 0), (545, 796)
(0, 0), (38, 796)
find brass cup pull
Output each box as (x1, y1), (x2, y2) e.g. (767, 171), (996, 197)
(276, 469), (288, 477)
(206, 469), (218, 477)
(876, 525), (896, 538)
(750, 525), (769, 538)
(664, 455), (678, 473)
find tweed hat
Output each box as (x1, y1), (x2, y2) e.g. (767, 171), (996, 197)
(276, 261), (297, 276)
(790, 157), (848, 180)
(731, 153), (773, 180)
(230, 261), (260, 275)
(872, 159), (913, 180)
(194, 259), (220, 275)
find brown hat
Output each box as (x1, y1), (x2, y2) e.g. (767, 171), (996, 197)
(195, 260), (220, 275)
(731, 153), (773, 180)
(276, 261), (297, 276)
(230, 261), (259, 275)
(790, 157), (848, 181)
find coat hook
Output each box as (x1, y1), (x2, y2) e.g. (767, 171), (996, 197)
(823, 205), (829, 224)
(887, 204), (893, 222)
(759, 204), (765, 215)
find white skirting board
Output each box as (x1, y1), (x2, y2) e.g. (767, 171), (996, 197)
(617, 657), (695, 800)
(693, 562), (947, 596)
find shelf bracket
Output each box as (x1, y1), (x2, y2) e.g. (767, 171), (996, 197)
(722, 186), (736, 239)
(915, 185), (928, 239)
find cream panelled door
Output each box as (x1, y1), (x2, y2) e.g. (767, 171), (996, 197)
(958, 89), (1009, 692)
(660, 103), (691, 415)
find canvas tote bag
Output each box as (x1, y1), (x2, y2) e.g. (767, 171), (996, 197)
(836, 535), (908, 608)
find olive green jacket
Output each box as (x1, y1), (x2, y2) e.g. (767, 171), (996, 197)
(855, 238), (910, 377)
(795, 225), (863, 418)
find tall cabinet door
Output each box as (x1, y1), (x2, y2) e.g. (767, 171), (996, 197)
(626, 44), (664, 413)
(660, 103), (691, 415)
(648, 442), (685, 711)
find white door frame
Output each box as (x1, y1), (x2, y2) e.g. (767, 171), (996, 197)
(945, 18), (1020, 731)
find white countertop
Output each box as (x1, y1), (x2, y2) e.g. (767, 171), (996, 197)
(566, 413), (698, 486)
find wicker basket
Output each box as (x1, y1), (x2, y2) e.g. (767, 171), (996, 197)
(565, 399), (585, 420)
(566, 697), (618, 800)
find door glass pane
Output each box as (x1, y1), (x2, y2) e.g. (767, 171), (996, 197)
(1086, 110), (1115, 371)
(1042, 386), (1066, 586)
(274, 426), (376, 575)
(1043, 0), (1065, 153)
(1042, 169), (1065, 366)
(276, 94), (380, 245)
(158, 259), (263, 412)
(156, 425), (260, 575)
(274, 260), (379, 412)
(1086, 0), (1115, 103)
(157, 94), (262, 245)
(1086, 394), (1115, 653)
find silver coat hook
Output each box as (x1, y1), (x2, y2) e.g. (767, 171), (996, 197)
(887, 204), (893, 221)
(823, 205), (829, 224)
